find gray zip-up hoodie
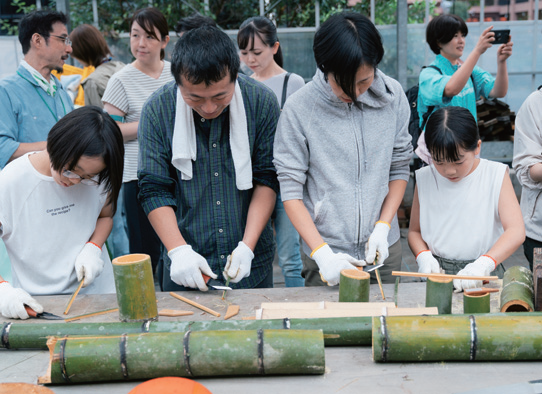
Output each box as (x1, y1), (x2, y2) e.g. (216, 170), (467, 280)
(273, 69), (413, 259)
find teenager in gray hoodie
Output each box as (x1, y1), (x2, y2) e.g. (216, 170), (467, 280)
(273, 12), (413, 286)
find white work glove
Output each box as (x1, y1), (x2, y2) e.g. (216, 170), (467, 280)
(75, 242), (104, 287)
(416, 251), (440, 281)
(313, 244), (366, 286)
(453, 255), (496, 292)
(0, 281), (43, 320)
(365, 222), (390, 264)
(223, 241), (254, 284)
(169, 245), (217, 291)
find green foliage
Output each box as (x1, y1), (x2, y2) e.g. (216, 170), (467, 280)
(0, 0), (37, 35)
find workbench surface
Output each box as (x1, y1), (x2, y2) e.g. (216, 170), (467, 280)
(1, 283), (540, 394)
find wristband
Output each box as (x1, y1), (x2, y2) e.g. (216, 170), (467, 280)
(416, 250), (430, 259)
(482, 254), (497, 269)
(310, 242), (328, 258)
(0, 280), (8, 285)
(375, 220), (391, 229)
(87, 241), (102, 251)
(108, 114), (125, 123)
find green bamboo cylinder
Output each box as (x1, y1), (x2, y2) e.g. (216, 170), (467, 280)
(463, 293), (490, 314)
(112, 254), (158, 322)
(339, 269), (370, 302)
(500, 265), (534, 312)
(425, 276), (453, 314)
(42, 329), (325, 384)
(373, 314), (542, 362)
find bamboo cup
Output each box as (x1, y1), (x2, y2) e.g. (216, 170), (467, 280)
(339, 269), (370, 302)
(463, 293), (490, 314)
(425, 276), (453, 314)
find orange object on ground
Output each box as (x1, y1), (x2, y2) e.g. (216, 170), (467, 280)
(129, 377), (212, 394)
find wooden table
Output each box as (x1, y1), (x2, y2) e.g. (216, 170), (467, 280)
(1, 282), (540, 394)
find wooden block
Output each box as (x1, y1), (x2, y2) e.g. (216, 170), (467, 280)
(260, 301), (395, 310)
(384, 307), (438, 316)
(534, 248), (542, 311)
(224, 305), (240, 320)
(158, 309), (194, 317)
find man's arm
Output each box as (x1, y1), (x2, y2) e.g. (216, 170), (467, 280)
(241, 184), (276, 251)
(8, 141), (47, 164)
(147, 206), (187, 251)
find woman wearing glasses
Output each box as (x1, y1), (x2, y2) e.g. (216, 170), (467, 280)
(0, 106), (124, 319)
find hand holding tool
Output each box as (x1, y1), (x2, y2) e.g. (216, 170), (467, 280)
(453, 255), (496, 292)
(75, 242), (104, 287)
(313, 244), (365, 286)
(168, 245), (217, 291)
(365, 222), (390, 265)
(24, 305), (64, 320)
(0, 281), (44, 320)
(416, 251), (440, 280)
(223, 241), (254, 284)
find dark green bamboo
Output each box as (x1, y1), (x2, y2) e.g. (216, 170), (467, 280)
(425, 277), (453, 314)
(373, 314), (542, 362)
(43, 329), (325, 384)
(112, 254), (158, 322)
(500, 265), (534, 312)
(463, 293), (490, 314)
(339, 269), (370, 302)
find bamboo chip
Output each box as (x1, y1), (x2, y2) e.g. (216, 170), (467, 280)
(425, 276), (453, 314)
(40, 329), (325, 384)
(392, 271), (498, 280)
(64, 308), (118, 322)
(112, 254), (158, 322)
(463, 288), (500, 296)
(63, 279), (84, 315)
(224, 305), (240, 320)
(169, 292), (221, 317)
(463, 293), (490, 314)
(500, 265), (534, 312)
(158, 309), (194, 317)
(394, 277), (399, 307)
(339, 269), (370, 302)
(375, 269), (386, 300)
(0, 383), (55, 393)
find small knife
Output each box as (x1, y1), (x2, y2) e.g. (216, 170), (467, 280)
(25, 305), (64, 320)
(363, 263), (384, 273)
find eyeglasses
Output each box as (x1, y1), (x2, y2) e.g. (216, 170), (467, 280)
(46, 34), (72, 46)
(62, 169), (100, 185)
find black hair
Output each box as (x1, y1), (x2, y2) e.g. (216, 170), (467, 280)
(18, 10), (68, 55)
(425, 106), (480, 163)
(171, 26), (239, 86)
(426, 14), (468, 55)
(47, 106), (124, 213)
(130, 7), (169, 61)
(237, 16), (283, 68)
(314, 12), (383, 105)
(175, 13), (216, 35)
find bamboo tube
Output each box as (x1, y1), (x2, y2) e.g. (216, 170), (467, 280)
(112, 254), (158, 322)
(39, 329), (325, 384)
(463, 293), (490, 314)
(339, 269), (370, 302)
(500, 265), (534, 312)
(393, 271), (498, 281)
(372, 314), (542, 362)
(425, 276), (453, 314)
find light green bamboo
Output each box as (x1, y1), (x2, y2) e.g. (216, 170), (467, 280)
(463, 293), (490, 314)
(425, 276), (453, 314)
(339, 269), (370, 302)
(42, 329), (325, 384)
(500, 265), (534, 312)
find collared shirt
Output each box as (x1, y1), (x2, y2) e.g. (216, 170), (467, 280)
(138, 74), (280, 289)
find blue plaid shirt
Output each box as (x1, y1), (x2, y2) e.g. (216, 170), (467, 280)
(138, 74), (280, 289)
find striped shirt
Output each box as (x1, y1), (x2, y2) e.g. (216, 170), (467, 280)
(102, 61), (174, 183)
(138, 75), (280, 289)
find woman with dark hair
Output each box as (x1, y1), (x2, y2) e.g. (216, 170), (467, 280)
(408, 106), (524, 291)
(70, 24), (125, 108)
(273, 12), (412, 287)
(238, 16), (305, 287)
(102, 7), (173, 272)
(0, 106), (124, 319)
(416, 14), (513, 164)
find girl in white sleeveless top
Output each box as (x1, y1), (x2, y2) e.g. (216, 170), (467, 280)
(408, 106), (524, 292)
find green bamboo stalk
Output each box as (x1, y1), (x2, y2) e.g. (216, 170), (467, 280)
(500, 265), (534, 312)
(40, 329), (325, 384)
(112, 254), (158, 322)
(425, 276), (453, 314)
(373, 314), (542, 362)
(339, 269), (370, 302)
(463, 293), (490, 314)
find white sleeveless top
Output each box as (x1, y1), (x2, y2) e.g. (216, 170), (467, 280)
(416, 159), (507, 260)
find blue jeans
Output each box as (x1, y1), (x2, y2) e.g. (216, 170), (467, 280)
(274, 196), (304, 287)
(105, 184), (130, 259)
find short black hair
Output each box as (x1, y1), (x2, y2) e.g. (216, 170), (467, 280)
(426, 14), (468, 55)
(238, 16), (283, 68)
(175, 13), (216, 35)
(18, 10), (68, 55)
(171, 26), (239, 86)
(130, 7), (169, 61)
(314, 12), (384, 104)
(47, 106), (124, 213)
(425, 106), (479, 163)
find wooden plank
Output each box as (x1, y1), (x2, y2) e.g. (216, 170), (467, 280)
(258, 305), (427, 320)
(260, 302), (396, 310)
(392, 271), (498, 281)
(385, 307), (438, 316)
(534, 248), (542, 311)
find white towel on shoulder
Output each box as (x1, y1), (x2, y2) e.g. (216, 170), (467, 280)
(171, 81), (253, 190)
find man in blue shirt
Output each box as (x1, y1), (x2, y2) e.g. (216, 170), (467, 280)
(0, 10), (74, 169)
(138, 26), (280, 291)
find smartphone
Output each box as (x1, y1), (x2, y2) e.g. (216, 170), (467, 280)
(492, 29), (510, 45)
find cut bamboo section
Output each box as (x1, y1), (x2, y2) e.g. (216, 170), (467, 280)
(224, 305), (240, 320)
(425, 276), (453, 314)
(500, 265), (534, 312)
(463, 293), (490, 314)
(39, 329), (325, 384)
(112, 254), (158, 322)
(339, 269), (370, 302)
(372, 314), (542, 362)
(63, 279), (84, 315)
(393, 271), (498, 281)
(158, 309), (194, 317)
(169, 292), (221, 317)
